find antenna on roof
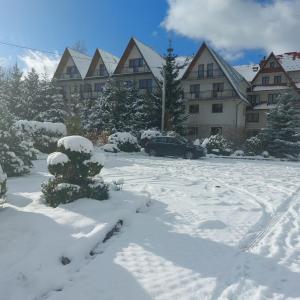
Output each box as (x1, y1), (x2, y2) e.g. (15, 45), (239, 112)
(167, 32), (174, 52)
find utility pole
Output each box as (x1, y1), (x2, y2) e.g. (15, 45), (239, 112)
(161, 70), (166, 132)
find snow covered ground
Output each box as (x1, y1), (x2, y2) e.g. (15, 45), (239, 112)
(1, 152), (300, 300)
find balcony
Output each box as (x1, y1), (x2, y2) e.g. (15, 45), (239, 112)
(187, 69), (224, 80)
(185, 89), (237, 101)
(117, 65), (151, 75)
(58, 73), (81, 80)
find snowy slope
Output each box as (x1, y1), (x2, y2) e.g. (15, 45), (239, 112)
(1, 153), (300, 299)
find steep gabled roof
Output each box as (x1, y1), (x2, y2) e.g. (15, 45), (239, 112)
(182, 42), (249, 103)
(276, 52), (300, 72)
(233, 64), (260, 82)
(85, 48), (119, 77)
(53, 48), (91, 79)
(251, 52), (298, 90)
(176, 56), (193, 80)
(114, 37), (165, 81)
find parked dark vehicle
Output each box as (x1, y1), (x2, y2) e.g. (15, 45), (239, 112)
(145, 136), (205, 159)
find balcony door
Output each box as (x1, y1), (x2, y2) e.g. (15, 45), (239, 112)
(212, 83), (224, 98)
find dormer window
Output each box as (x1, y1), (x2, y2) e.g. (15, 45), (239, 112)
(262, 76), (269, 85)
(129, 58), (144, 72)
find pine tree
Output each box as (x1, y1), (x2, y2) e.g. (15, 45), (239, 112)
(38, 78), (68, 123)
(5, 64), (24, 119)
(262, 92), (300, 158)
(162, 45), (186, 133)
(23, 68), (40, 120)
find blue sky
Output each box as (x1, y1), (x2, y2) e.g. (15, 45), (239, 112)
(0, 0), (299, 72)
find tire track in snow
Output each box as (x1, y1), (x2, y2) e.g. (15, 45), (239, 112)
(240, 187), (300, 252)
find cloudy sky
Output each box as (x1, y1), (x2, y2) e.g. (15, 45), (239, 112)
(0, 0), (299, 76)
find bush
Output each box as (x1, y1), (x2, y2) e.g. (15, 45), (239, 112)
(15, 120), (67, 153)
(205, 134), (233, 156)
(108, 132), (140, 152)
(0, 164), (7, 199)
(42, 135), (109, 207)
(243, 136), (264, 156)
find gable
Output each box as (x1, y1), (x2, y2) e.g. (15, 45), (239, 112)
(86, 50), (108, 78)
(53, 50), (81, 79)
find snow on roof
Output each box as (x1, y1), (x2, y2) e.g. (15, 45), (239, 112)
(233, 64), (260, 82)
(97, 48), (119, 74)
(176, 56), (193, 79)
(206, 44), (249, 103)
(133, 38), (165, 81)
(295, 83), (300, 89)
(67, 48), (92, 78)
(276, 52), (300, 72)
(253, 85), (289, 92)
(253, 103), (276, 110)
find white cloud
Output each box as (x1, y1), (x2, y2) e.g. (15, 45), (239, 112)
(19, 50), (60, 78)
(163, 0), (300, 58)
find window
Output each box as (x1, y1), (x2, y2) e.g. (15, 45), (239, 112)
(84, 83), (92, 92)
(270, 62), (275, 69)
(123, 80), (133, 88)
(212, 82), (224, 97)
(187, 127), (198, 137)
(198, 64), (204, 78)
(66, 66), (77, 74)
(262, 76), (269, 85)
(248, 94), (260, 105)
(274, 75), (282, 84)
(94, 83), (104, 92)
(211, 127), (222, 135)
(212, 103), (223, 113)
(207, 63), (214, 78)
(129, 58), (144, 69)
(97, 64), (107, 76)
(189, 104), (199, 114)
(268, 93), (280, 104)
(190, 84), (200, 98)
(139, 79), (152, 90)
(246, 113), (259, 123)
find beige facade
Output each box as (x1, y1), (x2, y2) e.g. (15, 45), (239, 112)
(182, 44), (249, 142)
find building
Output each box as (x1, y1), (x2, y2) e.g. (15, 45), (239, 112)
(53, 39), (300, 142)
(245, 52), (300, 136)
(112, 37), (165, 94)
(181, 43), (250, 142)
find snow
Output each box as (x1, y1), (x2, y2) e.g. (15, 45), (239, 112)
(277, 52), (300, 72)
(253, 85), (289, 92)
(57, 136), (94, 154)
(15, 120), (67, 136)
(100, 143), (120, 153)
(83, 152), (105, 166)
(67, 48), (92, 78)
(234, 64), (260, 82)
(97, 48), (119, 75)
(47, 152), (70, 166)
(141, 129), (161, 140)
(108, 132), (138, 145)
(2, 153), (300, 299)
(253, 103), (276, 110)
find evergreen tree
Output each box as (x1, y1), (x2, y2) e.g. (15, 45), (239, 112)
(162, 45), (186, 133)
(38, 79), (68, 123)
(5, 64), (24, 119)
(23, 68), (40, 120)
(262, 92), (300, 158)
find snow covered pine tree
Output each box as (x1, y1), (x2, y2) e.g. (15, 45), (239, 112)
(262, 92), (300, 158)
(42, 136), (109, 207)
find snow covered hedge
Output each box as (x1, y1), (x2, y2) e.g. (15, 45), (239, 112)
(15, 120), (67, 153)
(42, 136), (108, 207)
(205, 135), (233, 156)
(0, 164), (7, 199)
(108, 132), (140, 152)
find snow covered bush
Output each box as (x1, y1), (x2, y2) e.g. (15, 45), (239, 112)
(42, 136), (109, 207)
(108, 132), (140, 152)
(101, 143), (120, 153)
(140, 129), (161, 147)
(205, 135), (233, 156)
(15, 120), (67, 154)
(0, 164), (7, 199)
(243, 136), (264, 156)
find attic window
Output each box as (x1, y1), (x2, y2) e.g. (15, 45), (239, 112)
(270, 62), (275, 69)
(129, 58), (144, 69)
(97, 64), (106, 76)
